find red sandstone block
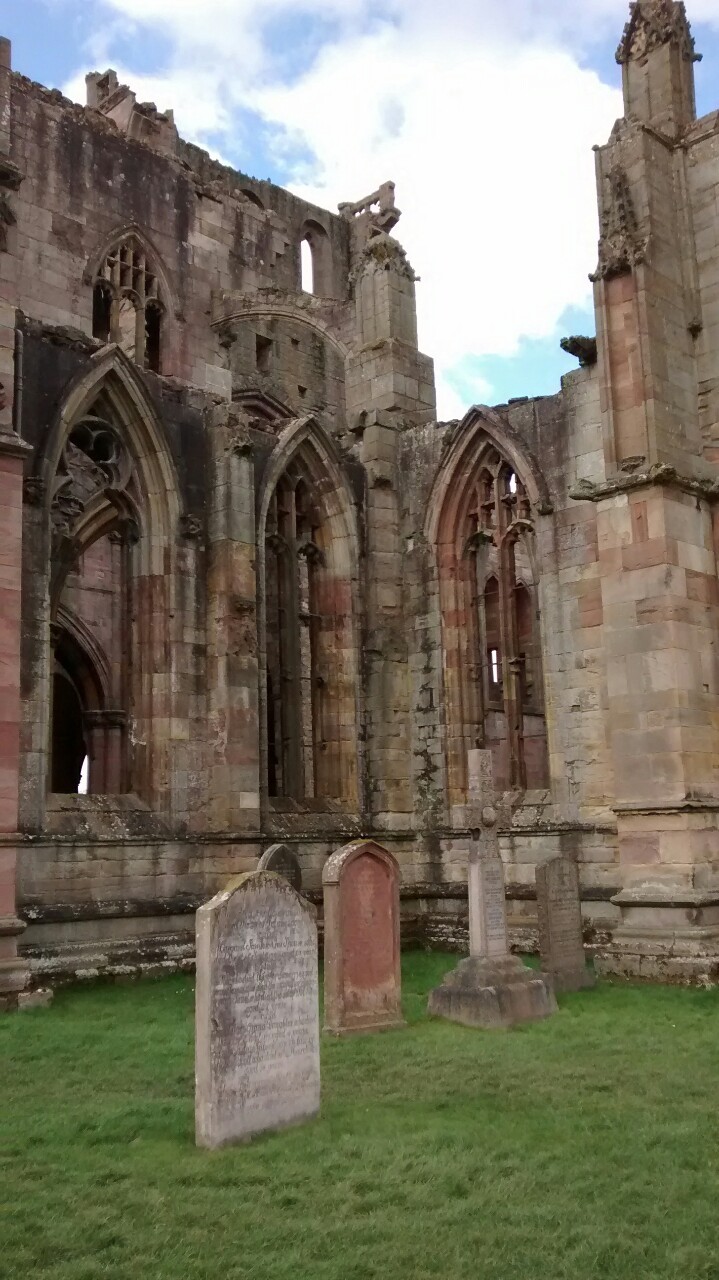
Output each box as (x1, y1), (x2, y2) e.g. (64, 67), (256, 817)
(622, 538), (677, 571)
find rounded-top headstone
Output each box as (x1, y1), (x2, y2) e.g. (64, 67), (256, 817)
(322, 839), (404, 1036)
(258, 843), (302, 893)
(195, 870), (320, 1148)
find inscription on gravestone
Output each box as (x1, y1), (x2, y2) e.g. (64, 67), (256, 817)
(537, 856), (595, 994)
(258, 843), (302, 893)
(195, 871), (320, 1148)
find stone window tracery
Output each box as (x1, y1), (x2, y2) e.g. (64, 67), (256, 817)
(263, 440), (358, 808)
(437, 442), (549, 796)
(91, 235), (164, 371)
(47, 394), (140, 796)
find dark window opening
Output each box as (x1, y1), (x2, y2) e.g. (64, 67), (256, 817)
(92, 281), (112, 343)
(145, 303), (162, 373)
(298, 385), (307, 400)
(256, 333), (273, 374)
(51, 671), (87, 794)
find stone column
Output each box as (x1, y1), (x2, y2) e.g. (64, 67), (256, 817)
(205, 411), (260, 829)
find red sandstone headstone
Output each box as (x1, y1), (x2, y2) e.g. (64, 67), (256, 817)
(322, 840), (404, 1035)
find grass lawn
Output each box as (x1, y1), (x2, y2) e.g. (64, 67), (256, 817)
(3, 953), (719, 1280)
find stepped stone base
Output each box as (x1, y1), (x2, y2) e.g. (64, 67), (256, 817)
(428, 955), (557, 1029)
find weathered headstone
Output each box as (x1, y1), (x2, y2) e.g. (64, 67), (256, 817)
(537, 855), (595, 993)
(322, 839), (404, 1035)
(257, 842), (302, 893)
(428, 750), (557, 1029)
(195, 871), (320, 1148)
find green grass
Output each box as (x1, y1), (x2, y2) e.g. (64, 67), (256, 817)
(3, 953), (719, 1280)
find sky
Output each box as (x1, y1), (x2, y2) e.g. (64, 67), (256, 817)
(6, 0), (719, 418)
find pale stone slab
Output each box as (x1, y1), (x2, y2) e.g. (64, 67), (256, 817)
(322, 839), (404, 1035)
(258, 843), (302, 892)
(537, 856), (595, 994)
(195, 871), (320, 1148)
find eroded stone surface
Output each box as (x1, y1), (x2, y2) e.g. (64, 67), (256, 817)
(322, 840), (403, 1034)
(537, 856), (595, 994)
(195, 871), (319, 1147)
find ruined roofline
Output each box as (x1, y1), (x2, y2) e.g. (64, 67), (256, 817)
(7, 63), (345, 233)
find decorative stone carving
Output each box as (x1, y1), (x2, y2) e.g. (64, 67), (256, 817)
(560, 335), (598, 367)
(23, 476), (45, 507)
(591, 167), (648, 282)
(616, 1), (700, 66)
(50, 415), (133, 541)
(179, 513), (203, 541)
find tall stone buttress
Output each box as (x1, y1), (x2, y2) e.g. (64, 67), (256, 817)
(587, 1), (719, 978)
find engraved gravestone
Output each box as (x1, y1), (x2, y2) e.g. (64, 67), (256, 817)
(537, 856), (595, 993)
(428, 749), (557, 1029)
(322, 839), (404, 1035)
(195, 871), (320, 1148)
(258, 843), (302, 893)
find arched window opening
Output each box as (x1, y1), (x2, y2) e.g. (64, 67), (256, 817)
(516, 583), (535, 704)
(438, 443), (549, 795)
(300, 238), (314, 294)
(299, 220), (331, 297)
(263, 443), (357, 807)
(48, 391), (139, 797)
(484, 576), (502, 701)
(51, 667), (87, 793)
(145, 302), (162, 373)
(92, 281), (112, 343)
(90, 234), (165, 372)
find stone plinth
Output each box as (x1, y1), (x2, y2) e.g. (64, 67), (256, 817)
(428, 750), (556, 1029)
(537, 856), (595, 994)
(322, 839), (404, 1035)
(258, 843), (302, 892)
(195, 871), (320, 1148)
(428, 954), (557, 1030)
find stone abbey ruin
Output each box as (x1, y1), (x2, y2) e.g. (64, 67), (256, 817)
(1, 0), (719, 1006)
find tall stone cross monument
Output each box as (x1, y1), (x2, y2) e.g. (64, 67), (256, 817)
(428, 749), (557, 1029)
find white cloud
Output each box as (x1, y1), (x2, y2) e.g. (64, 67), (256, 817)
(59, 0), (719, 413)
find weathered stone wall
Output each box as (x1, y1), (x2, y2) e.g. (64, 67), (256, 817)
(4, 4), (719, 991)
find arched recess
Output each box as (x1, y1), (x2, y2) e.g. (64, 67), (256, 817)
(84, 224), (177, 375)
(28, 345), (181, 813)
(257, 416), (361, 808)
(213, 300), (349, 362)
(299, 219), (333, 297)
(427, 406), (550, 801)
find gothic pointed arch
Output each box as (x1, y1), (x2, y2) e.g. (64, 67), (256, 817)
(428, 405), (550, 800)
(33, 345), (181, 806)
(258, 415), (361, 808)
(85, 224), (177, 373)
